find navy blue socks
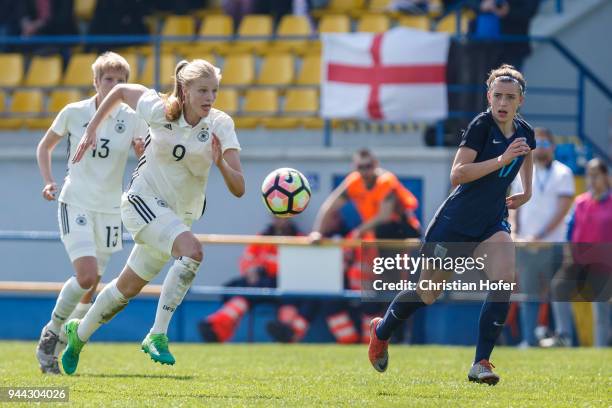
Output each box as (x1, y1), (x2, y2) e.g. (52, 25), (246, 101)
(474, 289), (512, 363)
(375, 290), (426, 341)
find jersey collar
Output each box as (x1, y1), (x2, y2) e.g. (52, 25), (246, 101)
(178, 110), (207, 129)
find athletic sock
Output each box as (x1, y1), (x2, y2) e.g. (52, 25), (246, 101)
(48, 276), (88, 334)
(77, 279), (128, 342)
(376, 290), (426, 341)
(150, 256), (200, 335)
(67, 302), (93, 321)
(474, 288), (512, 363)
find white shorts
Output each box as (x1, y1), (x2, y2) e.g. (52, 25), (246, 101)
(121, 191), (192, 282)
(58, 201), (121, 275)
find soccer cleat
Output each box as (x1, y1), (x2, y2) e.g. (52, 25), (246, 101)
(368, 317), (389, 373)
(36, 324), (61, 375)
(61, 319), (86, 375)
(468, 359), (500, 385)
(141, 333), (175, 365)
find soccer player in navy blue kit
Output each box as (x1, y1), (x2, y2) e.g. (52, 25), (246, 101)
(368, 64), (535, 385)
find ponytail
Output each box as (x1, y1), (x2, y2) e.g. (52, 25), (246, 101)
(163, 60), (189, 122)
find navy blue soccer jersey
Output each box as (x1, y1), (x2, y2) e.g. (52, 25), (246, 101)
(434, 111), (536, 238)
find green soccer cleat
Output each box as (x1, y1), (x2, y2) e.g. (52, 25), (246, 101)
(141, 333), (176, 365)
(61, 319), (86, 375)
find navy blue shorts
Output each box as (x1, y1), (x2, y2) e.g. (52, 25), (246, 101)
(420, 216), (511, 258)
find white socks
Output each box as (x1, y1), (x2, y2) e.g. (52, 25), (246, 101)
(77, 279), (128, 342)
(49, 276), (87, 334)
(67, 302), (92, 321)
(150, 256), (200, 335)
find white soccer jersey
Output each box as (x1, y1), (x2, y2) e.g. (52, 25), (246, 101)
(51, 96), (148, 213)
(132, 89), (241, 219)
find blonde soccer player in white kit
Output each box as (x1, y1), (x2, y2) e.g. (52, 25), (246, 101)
(35, 52), (146, 374)
(61, 59), (245, 374)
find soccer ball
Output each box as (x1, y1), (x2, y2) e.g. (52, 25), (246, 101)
(261, 168), (311, 218)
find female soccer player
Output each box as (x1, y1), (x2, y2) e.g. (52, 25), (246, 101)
(61, 59), (245, 375)
(35, 52), (146, 374)
(368, 64), (535, 385)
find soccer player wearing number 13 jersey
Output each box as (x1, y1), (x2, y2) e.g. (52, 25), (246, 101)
(368, 65), (536, 385)
(36, 52), (147, 374)
(61, 59), (245, 375)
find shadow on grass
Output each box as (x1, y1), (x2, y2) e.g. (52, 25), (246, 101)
(79, 373), (194, 380)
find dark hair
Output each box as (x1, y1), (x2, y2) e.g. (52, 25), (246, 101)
(588, 158), (609, 176)
(486, 64), (526, 95)
(535, 127), (555, 144)
(354, 148), (374, 160)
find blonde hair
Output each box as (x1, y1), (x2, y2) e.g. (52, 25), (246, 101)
(163, 59), (221, 122)
(91, 51), (130, 82)
(486, 64), (526, 95)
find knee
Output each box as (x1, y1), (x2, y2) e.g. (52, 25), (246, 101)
(75, 271), (98, 289)
(175, 236), (203, 262)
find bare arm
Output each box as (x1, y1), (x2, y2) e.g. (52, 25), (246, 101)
(36, 130), (63, 200)
(311, 180), (349, 236)
(450, 138), (531, 187)
(212, 135), (244, 197)
(506, 151), (533, 209)
(534, 196), (573, 239)
(73, 84), (148, 163)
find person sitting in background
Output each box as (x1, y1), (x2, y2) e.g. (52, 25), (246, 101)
(541, 158), (612, 348)
(509, 128), (575, 348)
(388, 0), (430, 14)
(198, 217), (300, 343)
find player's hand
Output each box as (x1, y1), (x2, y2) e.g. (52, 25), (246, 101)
(42, 182), (57, 201)
(506, 192), (530, 209)
(212, 133), (222, 167)
(308, 231), (323, 244)
(72, 129), (97, 163)
(132, 137), (145, 157)
(500, 137), (530, 165)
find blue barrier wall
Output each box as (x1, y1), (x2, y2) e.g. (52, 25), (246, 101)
(2, 294), (484, 345)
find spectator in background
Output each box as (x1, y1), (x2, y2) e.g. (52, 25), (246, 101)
(222, 0), (255, 28)
(198, 217), (301, 343)
(541, 158), (612, 348)
(509, 128), (575, 348)
(19, 0), (78, 55)
(87, 0), (150, 52)
(0, 0), (26, 52)
(388, 0), (430, 14)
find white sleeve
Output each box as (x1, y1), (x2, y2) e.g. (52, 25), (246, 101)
(49, 106), (70, 137)
(135, 89), (165, 125)
(213, 113), (241, 153)
(133, 118), (149, 141)
(556, 167), (575, 197)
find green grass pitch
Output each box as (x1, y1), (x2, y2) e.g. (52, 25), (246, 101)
(1, 342), (610, 407)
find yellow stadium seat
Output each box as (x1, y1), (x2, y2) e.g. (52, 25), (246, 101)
(264, 88), (319, 129)
(369, 0), (391, 12)
(197, 14), (234, 54)
(0, 90), (44, 130)
(257, 54), (295, 87)
(297, 54), (321, 86)
(436, 10), (474, 34)
(25, 55), (62, 87)
(238, 89), (279, 128)
(120, 53), (139, 82)
(0, 91), (5, 112)
(232, 14), (273, 54)
(357, 14), (390, 33)
(221, 54), (255, 86)
(63, 54), (97, 86)
(268, 15), (312, 54)
(214, 89), (239, 115)
(318, 15), (351, 34)
(313, 0), (366, 18)
(0, 54), (24, 87)
(181, 53), (217, 67)
(49, 90), (83, 113)
(139, 54), (177, 89)
(74, 0), (96, 21)
(162, 15), (196, 36)
(398, 15), (431, 31)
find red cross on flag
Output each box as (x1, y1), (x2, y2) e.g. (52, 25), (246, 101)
(321, 27), (450, 122)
